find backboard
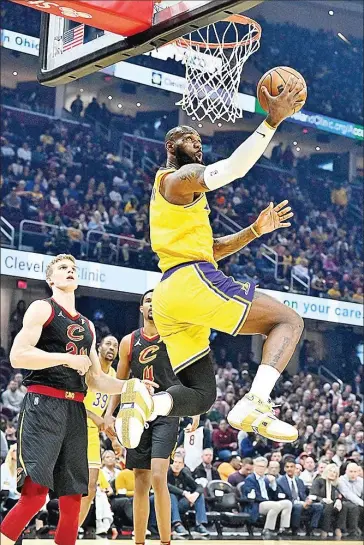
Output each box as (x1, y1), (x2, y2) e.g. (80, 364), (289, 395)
(38, 0), (264, 86)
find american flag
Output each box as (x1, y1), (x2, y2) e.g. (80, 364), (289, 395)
(63, 25), (84, 52)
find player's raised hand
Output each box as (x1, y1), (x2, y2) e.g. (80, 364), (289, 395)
(252, 200), (294, 236)
(263, 76), (306, 127)
(64, 354), (92, 375)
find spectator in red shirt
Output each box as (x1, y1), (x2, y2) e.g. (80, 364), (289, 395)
(212, 419), (237, 461)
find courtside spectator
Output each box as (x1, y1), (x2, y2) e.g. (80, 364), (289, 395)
(338, 463), (364, 536)
(217, 455), (242, 482)
(164, 453), (209, 537)
(193, 448), (220, 483)
(311, 464), (348, 538)
(278, 459), (323, 535)
(242, 457), (292, 538)
(228, 457), (253, 487)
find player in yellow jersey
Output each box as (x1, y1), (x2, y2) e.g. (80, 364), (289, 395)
(79, 335), (122, 529)
(117, 77), (305, 447)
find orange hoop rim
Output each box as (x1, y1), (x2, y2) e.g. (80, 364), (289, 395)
(172, 14), (262, 50)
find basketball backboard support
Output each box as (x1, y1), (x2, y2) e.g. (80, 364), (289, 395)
(38, 0), (264, 86)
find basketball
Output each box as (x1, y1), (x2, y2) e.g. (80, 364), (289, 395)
(257, 66), (307, 113)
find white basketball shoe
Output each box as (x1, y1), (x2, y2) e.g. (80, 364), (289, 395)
(227, 393), (298, 443)
(115, 378), (154, 449)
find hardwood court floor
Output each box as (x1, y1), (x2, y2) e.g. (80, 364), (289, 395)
(23, 538), (363, 545)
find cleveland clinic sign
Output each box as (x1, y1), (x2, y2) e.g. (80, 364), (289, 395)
(1, 249), (362, 327)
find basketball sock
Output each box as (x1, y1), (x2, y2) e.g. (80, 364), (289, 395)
(55, 494), (82, 545)
(166, 354), (216, 417)
(152, 391), (173, 416)
(248, 364), (280, 402)
(0, 477), (48, 541)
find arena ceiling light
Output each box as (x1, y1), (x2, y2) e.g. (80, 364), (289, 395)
(296, 147), (301, 152)
(136, 102), (141, 107)
(316, 146), (321, 151)
(218, 123), (223, 128)
(108, 95), (113, 100)
(328, 10), (334, 16)
(293, 141), (298, 145)
(117, 103), (122, 109)
(12, 71), (18, 76)
(80, 88), (84, 92)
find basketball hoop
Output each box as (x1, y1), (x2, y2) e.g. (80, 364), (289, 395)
(171, 14), (261, 123)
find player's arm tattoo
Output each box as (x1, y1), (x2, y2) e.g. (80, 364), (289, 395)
(213, 226), (257, 261)
(166, 163), (209, 193)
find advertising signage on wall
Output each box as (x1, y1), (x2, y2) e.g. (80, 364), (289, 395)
(1, 249), (362, 327)
(1, 27), (363, 141)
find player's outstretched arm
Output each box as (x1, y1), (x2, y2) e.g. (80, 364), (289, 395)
(213, 200), (293, 261)
(164, 77), (304, 200)
(10, 300), (90, 373)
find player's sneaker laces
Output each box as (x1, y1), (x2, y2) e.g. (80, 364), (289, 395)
(227, 392), (298, 442)
(115, 378), (154, 449)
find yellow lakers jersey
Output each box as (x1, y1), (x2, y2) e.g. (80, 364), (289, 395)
(84, 367), (116, 429)
(150, 168), (217, 273)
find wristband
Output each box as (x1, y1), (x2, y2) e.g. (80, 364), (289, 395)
(250, 225), (261, 238)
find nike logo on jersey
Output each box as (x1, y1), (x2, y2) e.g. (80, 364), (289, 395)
(134, 339), (142, 346)
(81, 318), (85, 324)
(256, 131), (266, 138)
(58, 311), (64, 317)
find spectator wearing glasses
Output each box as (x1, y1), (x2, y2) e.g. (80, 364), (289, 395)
(242, 457), (292, 538)
(278, 459), (323, 536)
(311, 464), (348, 538)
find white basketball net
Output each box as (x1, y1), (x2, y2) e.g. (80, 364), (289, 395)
(175, 17), (261, 123)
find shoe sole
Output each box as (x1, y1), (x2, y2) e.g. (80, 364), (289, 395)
(115, 379), (153, 448)
(227, 415), (298, 443)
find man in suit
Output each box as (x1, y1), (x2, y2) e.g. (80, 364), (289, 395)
(277, 459), (323, 535)
(193, 448), (220, 483)
(242, 457), (292, 538)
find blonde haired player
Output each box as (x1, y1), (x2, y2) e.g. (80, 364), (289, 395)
(78, 335), (122, 529)
(0, 254), (140, 545)
(117, 77), (305, 448)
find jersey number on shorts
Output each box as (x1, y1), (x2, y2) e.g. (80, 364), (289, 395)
(93, 393), (108, 409)
(66, 342), (88, 356)
(143, 365), (154, 382)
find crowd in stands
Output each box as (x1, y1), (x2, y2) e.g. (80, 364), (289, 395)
(1, 329), (363, 538)
(1, 105), (363, 303)
(2, 2), (362, 125)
